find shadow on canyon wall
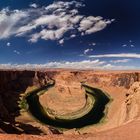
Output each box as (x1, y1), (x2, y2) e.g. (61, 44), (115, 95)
(0, 70), (57, 134)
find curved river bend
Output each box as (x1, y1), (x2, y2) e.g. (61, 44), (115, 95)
(23, 82), (111, 129)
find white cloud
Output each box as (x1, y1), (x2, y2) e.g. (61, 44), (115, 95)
(92, 43), (96, 46)
(79, 16), (101, 32)
(101, 64), (137, 70)
(70, 34), (76, 38)
(85, 20), (113, 34)
(89, 53), (140, 58)
(28, 33), (40, 43)
(45, 1), (84, 12)
(84, 48), (93, 55)
(122, 44), (127, 47)
(13, 50), (20, 55)
(46, 59), (105, 69)
(29, 3), (38, 8)
(110, 59), (131, 64)
(6, 42), (11, 46)
(131, 44), (135, 47)
(79, 17), (114, 35)
(0, 1), (114, 44)
(0, 8), (28, 39)
(122, 43), (135, 48)
(89, 42), (96, 46)
(59, 39), (64, 44)
(0, 59), (105, 70)
(0, 60), (139, 70)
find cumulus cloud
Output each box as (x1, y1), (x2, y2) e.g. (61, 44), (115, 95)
(84, 48), (93, 55)
(46, 59), (105, 69)
(79, 17), (114, 35)
(89, 53), (140, 58)
(0, 59), (105, 70)
(0, 1), (114, 44)
(0, 60), (138, 70)
(29, 3), (38, 8)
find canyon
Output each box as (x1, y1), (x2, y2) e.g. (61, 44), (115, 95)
(0, 69), (140, 139)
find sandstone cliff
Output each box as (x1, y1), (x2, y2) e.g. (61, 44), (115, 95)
(0, 69), (140, 137)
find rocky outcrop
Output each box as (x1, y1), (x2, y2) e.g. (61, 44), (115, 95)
(125, 82), (140, 121)
(0, 119), (140, 140)
(0, 69), (140, 135)
(0, 70), (58, 123)
(80, 71), (140, 88)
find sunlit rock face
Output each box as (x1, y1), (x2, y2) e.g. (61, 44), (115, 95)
(0, 69), (140, 139)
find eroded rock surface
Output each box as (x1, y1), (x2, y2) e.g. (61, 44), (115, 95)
(0, 69), (140, 139)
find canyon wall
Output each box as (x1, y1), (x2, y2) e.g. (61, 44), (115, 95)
(0, 69), (140, 134)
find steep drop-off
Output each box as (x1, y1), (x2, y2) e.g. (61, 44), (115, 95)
(0, 69), (140, 137)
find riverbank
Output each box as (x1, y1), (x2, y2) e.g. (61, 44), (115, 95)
(18, 81), (111, 131)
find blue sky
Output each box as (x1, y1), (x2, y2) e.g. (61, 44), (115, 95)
(0, 0), (140, 69)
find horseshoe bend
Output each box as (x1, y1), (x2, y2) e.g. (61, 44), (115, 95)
(24, 82), (110, 129)
(0, 69), (140, 140)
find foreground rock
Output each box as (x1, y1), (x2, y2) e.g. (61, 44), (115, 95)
(0, 120), (140, 140)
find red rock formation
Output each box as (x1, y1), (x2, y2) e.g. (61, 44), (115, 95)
(0, 69), (140, 139)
